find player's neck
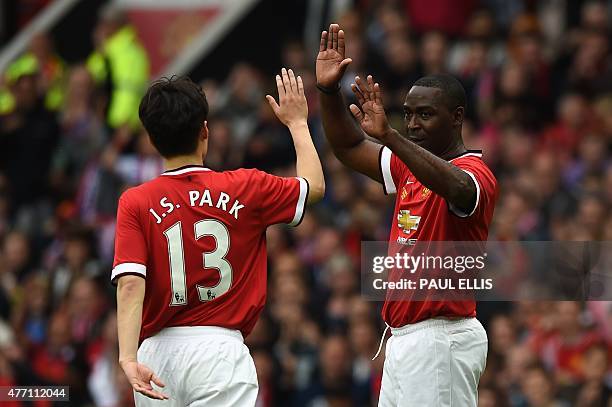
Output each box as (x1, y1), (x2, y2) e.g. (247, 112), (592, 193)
(438, 140), (467, 161)
(164, 154), (205, 171)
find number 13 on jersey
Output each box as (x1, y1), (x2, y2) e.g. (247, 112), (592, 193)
(163, 219), (233, 306)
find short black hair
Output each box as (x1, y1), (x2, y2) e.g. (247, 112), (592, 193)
(413, 74), (467, 112)
(139, 76), (209, 158)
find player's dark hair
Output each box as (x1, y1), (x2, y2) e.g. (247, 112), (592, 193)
(139, 76), (209, 158)
(414, 74), (467, 112)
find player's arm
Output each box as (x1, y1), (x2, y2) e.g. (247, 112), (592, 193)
(316, 24), (383, 182)
(112, 195), (168, 400)
(116, 275), (168, 400)
(384, 129), (476, 213)
(266, 68), (324, 204)
(117, 275), (144, 363)
(351, 75), (477, 214)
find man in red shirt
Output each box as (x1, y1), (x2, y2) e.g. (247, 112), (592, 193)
(316, 24), (498, 406)
(113, 71), (324, 406)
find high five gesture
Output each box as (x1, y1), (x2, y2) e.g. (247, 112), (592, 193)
(316, 24), (353, 90)
(349, 75), (393, 141)
(267, 67), (325, 204)
(266, 68), (307, 128)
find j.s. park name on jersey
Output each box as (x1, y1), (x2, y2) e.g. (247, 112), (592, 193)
(148, 189), (245, 224)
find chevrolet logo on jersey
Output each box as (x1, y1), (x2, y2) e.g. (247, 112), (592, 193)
(397, 210), (421, 234)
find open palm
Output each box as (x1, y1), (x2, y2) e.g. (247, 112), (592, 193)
(349, 75), (391, 140)
(121, 360), (168, 400)
(316, 24), (352, 88)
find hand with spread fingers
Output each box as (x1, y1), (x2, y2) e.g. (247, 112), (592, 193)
(266, 67), (308, 128)
(316, 23), (353, 90)
(349, 75), (393, 141)
(266, 67), (324, 204)
(120, 359), (169, 400)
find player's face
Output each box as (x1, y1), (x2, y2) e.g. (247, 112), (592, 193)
(403, 86), (456, 155)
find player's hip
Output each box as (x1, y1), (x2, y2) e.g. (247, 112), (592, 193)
(390, 316), (486, 338)
(146, 325), (244, 341)
(137, 326), (258, 405)
(138, 325), (248, 369)
(386, 317), (488, 370)
(379, 318), (487, 406)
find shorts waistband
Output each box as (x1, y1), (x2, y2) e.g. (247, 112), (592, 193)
(151, 326), (244, 341)
(390, 317), (475, 336)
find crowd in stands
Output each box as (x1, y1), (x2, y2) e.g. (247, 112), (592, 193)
(0, 0), (611, 405)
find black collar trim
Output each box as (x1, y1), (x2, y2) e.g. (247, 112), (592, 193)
(447, 150), (483, 161)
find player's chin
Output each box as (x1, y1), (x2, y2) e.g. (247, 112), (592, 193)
(407, 135), (428, 146)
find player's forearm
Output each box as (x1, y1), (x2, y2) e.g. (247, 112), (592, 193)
(319, 90), (366, 155)
(382, 129), (474, 207)
(289, 121), (325, 203)
(117, 276), (145, 365)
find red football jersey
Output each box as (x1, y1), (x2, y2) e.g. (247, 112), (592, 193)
(111, 165), (308, 340)
(379, 146), (498, 326)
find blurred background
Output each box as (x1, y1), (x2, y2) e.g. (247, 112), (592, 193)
(0, 0), (611, 406)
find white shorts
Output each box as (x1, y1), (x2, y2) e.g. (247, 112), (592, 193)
(378, 317), (488, 407)
(134, 326), (258, 407)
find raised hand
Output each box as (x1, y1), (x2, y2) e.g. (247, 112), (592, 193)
(349, 75), (392, 140)
(120, 360), (169, 400)
(316, 24), (352, 89)
(266, 68), (308, 128)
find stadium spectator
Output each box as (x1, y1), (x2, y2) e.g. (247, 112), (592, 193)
(519, 364), (564, 407)
(0, 58), (59, 218)
(51, 65), (107, 201)
(87, 5), (149, 130)
(87, 311), (125, 407)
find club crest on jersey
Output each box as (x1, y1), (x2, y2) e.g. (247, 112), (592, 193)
(397, 210), (421, 234)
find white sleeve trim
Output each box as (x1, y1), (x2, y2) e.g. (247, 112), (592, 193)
(288, 177), (308, 226)
(448, 170), (480, 218)
(380, 147), (396, 194)
(111, 263), (146, 284)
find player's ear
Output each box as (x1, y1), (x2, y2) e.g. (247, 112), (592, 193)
(453, 106), (464, 128)
(201, 121), (209, 140)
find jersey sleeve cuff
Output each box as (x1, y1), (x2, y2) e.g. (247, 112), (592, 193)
(288, 177), (309, 227)
(111, 263), (147, 286)
(448, 170), (480, 218)
(380, 146), (396, 195)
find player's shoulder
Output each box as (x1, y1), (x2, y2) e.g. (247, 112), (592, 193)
(451, 150), (498, 199)
(449, 150), (485, 164)
(451, 151), (495, 175)
(219, 167), (262, 178)
(118, 177), (161, 204)
(217, 167), (271, 183)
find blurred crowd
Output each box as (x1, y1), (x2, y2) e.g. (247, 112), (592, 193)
(0, 0), (611, 406)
